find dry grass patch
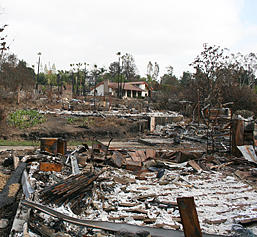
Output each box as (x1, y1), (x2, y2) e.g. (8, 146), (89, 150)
(0, 172), (9, 191)
(8, 183), (20, 197)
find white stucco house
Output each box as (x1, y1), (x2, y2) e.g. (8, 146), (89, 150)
(89, 81), (151, 98)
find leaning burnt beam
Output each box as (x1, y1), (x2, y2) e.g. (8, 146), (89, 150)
(0, 162), (26, 208)
(183, 136), (207, 144)
(22, 200), (223, 237)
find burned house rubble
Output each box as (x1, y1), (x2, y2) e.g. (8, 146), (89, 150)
(0, 110), (256, 237)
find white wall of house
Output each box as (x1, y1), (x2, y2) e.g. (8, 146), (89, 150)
(138, 84), (146, 90)
(131, 83), (148, 97)
(89, 83), (149, 98)
(109, 88), (114, 96)
(123, 90), (140, 98)
(142, 90), (148, 97)
(89, 84), (104, 96)
(89, 84), (115, 96)
(139, 84), (149, 97)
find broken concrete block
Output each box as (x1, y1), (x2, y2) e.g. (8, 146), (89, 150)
(129, 152), (141, 162)
(0, 219), (8, 229)
(135, 150), (147, 162)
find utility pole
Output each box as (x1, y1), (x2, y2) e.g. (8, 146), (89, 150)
(70, 64), (76, 98)
(197, 89), (200, 126)
(117, 52), (121, 98)
(83, 62), (89, 96)
(93, 64), (98, 111)
(36, 52), (41, 92)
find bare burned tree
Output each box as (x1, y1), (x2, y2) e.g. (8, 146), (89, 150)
(147, 61), (159, 82)
(147, 61), (153, 80)
(0, 24), (8, 54)
(121, 53), (137, 82)
(109, 53), (138, 98)
(189, 44), (229, 107)
(120, 53), (138, 97)
(0, 54), (35, 103)
(229, 52), (257, 88)
(153, 62), (159, 81)
(188, 43), (257, 115)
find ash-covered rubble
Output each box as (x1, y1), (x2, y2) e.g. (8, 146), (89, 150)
(150, 121), (231, 153)
(0, 137), (256, 237)
(137, 122), (208, 153)
(154, 122), (208, 142)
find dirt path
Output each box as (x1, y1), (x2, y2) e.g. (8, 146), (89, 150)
(0, 146), (35, 152)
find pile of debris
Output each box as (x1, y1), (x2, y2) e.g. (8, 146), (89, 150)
(0, 136), (256, 237)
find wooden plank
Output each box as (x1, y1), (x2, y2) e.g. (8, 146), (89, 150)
(188, 160), (202, 172)
(231, 120), (244, 157)
(92, 140), (108, 153)
(136, 150), (147, 162)
(111, 151), (124, 168)
(129, 152), (141, 162)
(70, 155), (80, 174)
(145, 149), (156, 159)
(177, 197), (202, 237)
(150, 117), (155, 132)
(39, 162), (62, 172)
(125, 160), (142, 171)
(13, 152), (20, 170)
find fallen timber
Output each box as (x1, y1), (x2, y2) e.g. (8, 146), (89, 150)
(40, 171), (101, 206)
(22, 200), (223, 237)
(0, 162), (27, 209)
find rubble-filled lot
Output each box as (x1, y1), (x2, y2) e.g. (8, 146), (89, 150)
(0, 107), (256, 237)
(0, 138), (256, 237)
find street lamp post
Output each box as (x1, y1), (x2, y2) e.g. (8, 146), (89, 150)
(36, 52), (41, 92)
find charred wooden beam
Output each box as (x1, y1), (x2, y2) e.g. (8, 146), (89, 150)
(0, 162), (26, 209)
(21, 200), (221, 237)
(177, 197), (202, 237)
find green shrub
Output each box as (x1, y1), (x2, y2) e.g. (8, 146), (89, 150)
(8, 110), (46, 129)
(67, 117), (74, 124)
(83, 117), (95, 127)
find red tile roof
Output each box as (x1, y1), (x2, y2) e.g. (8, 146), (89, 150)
(90, 81), (149, 92)
(108, 82), (143, 91)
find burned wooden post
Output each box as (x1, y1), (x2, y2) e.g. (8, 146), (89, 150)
(150, 117), (155, 132)
(231, 119), (256, 157)
(177, 197), (202, 237)
(231, 119), (244, 157)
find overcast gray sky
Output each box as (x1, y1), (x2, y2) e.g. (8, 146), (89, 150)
(1, 0), (257, 78)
